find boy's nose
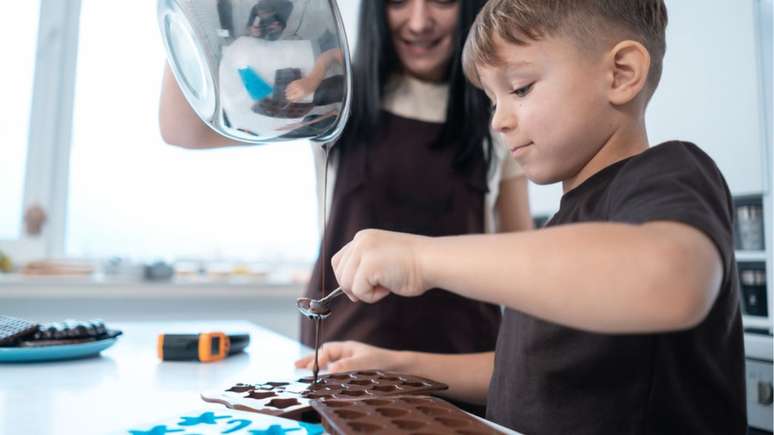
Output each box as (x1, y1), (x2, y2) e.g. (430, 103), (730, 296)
(490, 105), (516, 133)
(407, 0), (433, 34)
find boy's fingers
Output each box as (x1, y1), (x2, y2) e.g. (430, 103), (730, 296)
(328, 358), (359, 373)
(294, 355), (312, 368)
(351, 273), (373, 302)
(332, 241), (353, 269)
(371, 286), (391, 303)
(302, 341), (351, 370)
(331, 242), (350, 281)
(352, 262), (390, 303)
(337, 250), (362, 302)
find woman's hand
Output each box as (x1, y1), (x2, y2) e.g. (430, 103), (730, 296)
(332, 229), (431, 303)
(294, 341), (407, 373)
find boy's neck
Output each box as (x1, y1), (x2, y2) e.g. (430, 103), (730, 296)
(562, 118), (650, 193)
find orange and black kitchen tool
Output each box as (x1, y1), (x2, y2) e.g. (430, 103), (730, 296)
(157, 332), (250, 362)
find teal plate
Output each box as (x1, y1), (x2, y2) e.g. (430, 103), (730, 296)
(0, 337), (118, 362)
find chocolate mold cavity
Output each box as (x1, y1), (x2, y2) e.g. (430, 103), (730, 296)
(333, 409), (366, 420)
(362, 399), (392, 406)
(328, 374), (351, 380)
(400, 397), (432, 405)
(392, 419), (426, 430)
(348, 422), (383, 432)
(311, 395), (501, 435)
(323, 400), (354, 408)
(246, 391), (276, 400)
(434, 417), (469, 427)
(370, 385), (398, 392)
(375, 407), (408, 418)
(401, 381), (428, 388)
(339, 390), (368, 397)
(416, 406), (451, 416)
(206, 371), (448, 423)
(265, 398), (299, 409)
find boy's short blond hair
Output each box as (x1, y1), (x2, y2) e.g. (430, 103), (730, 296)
(463, 0), (668, 97)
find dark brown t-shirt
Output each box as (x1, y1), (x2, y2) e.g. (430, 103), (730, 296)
(486, 141), (747, 434)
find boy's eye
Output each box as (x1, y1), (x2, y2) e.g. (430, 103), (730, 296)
(512, 82), (534, 98)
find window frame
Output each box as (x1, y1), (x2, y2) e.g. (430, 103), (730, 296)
(1, 0), (81, 261)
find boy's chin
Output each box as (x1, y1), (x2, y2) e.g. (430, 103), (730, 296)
(523, 167), (563, 186)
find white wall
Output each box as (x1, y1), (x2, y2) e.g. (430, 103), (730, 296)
(336, 0), (361, 50)
(531, 0), (768, 216)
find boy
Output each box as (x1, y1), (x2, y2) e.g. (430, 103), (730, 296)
(296, 0), (746, 433)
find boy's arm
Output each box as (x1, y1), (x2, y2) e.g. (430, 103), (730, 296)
(295, 341), (493, 405)
(335, 221), (722, 334)
(286, 48), (343, 102)
(305, 48), (343, 85)
(399, 351), (494, 405)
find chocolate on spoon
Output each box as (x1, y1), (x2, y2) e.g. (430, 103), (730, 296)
(296, 287), (344, 320)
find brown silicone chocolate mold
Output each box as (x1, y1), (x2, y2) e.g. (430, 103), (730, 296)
(201, 370), (448, 422)
(311, 395), (504, 435)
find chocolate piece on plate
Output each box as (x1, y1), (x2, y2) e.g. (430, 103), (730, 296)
(0, 316), (39, 346)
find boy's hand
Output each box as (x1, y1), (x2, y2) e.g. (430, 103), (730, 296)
(294, 341), (407, 373)
(285, 78), (317, 102)
(332, 229), (430, 303)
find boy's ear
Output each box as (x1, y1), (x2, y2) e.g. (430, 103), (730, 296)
(606, 40), (651, 106)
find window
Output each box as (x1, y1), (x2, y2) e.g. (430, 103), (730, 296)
(0, 1), (40, 239)
(66, 1), (320, 264)
(0, 0), (362, 275)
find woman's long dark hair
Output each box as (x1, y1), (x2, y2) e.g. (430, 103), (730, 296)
(339, 0), (493, 178)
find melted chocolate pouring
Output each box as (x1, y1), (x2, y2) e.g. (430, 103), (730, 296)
(313, 145), (331, 384)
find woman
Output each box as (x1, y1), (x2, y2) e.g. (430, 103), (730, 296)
(159, 0), (532, 355)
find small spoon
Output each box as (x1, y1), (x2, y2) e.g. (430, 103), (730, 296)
(296, 287), (345, 320)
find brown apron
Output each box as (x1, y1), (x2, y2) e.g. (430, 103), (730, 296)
(301, 111), (501, 354)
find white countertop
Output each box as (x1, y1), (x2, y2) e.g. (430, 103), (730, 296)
(0, 320), (520, 435)
(0, 321), (309, 435)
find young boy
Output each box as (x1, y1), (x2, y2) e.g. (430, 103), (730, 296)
(295, 0), (747, 433)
